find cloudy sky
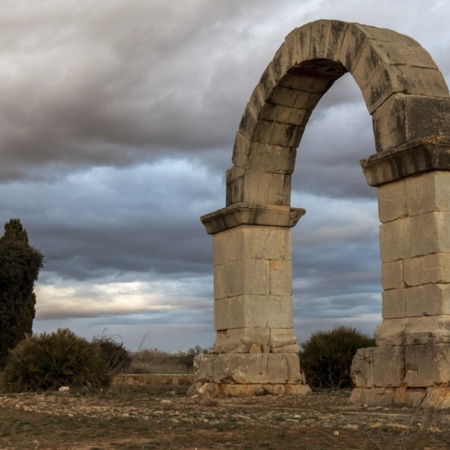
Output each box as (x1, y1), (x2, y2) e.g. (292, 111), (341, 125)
(1, 0), (449, 352)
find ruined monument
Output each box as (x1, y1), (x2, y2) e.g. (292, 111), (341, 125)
(191, 20), (450, 406)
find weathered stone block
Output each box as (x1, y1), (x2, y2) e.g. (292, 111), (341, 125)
(377, 179), (407, 223)
(269, 259), (292, 295)
(226, 166), (291, 206)
(372, 346), (405, 387)
(404, 253), (450, 287)
(404, 315), (450, 345)
(271, 344), (300, 353)
(203, 204), (305, 234)
(213, 226), (292, 266)
(222, 384), (266, 397)
(232, 132), (298, 175)
(214, 259), (269, 300)
(381, 260), (404, 290)
(380, 211), (450, 262)
(213, 327), (273, 353)
(351, 347), (374, 388)
(265, 86), (322, 113)
(374, 318), (407, 346)
(353, 38), (446, 113)
(270, 38), (298, 83)
(252, 119), (304, 148)
(220, 383), (311, 397)
(337, 22), (370, 73)
(238, 103), (258, 142)
(285, 384), (312, 395)
(352, 346), (405, 388)
(348, 387), (396, 407)
(207, 353), (301, 385)
(214, 295), (294, 330)
(194, 354), (218, 383)
(372, 94), (450, 152)
(273, 353), (303, 383)
(269, 328), (298, 348)
(405, 171), (450, 216)
(421, 387), (450, 408)
(259, 103), (309, 127)
(405, 284), (450, 317)
(382, 289), (405, 319)
(349, 386), (450, 408)
(308, 19), (349, 61)
(370, 39), (438, 68)
(405, 344), (450, 387)
(362, 140), (450, 187)
(255, 62), (278, 103)
(278, 72), (332, 93)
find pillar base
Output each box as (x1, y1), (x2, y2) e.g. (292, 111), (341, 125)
(190, 381), (312, 397)
(351, 343), (450, 408)
(190, 352), (311, 397)
(349, 386), (450, 409)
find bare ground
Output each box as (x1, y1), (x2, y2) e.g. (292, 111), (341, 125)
(0, 386), (449, 449)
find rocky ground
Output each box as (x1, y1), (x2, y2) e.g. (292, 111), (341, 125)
(0, 386), (449, 449)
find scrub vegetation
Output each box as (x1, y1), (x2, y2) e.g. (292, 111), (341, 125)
(299, 326), (375, 389)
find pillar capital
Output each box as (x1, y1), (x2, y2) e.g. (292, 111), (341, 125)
(361, 137), (450, 186)
(201, 203), (305, 235)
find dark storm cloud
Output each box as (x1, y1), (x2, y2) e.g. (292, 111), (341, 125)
(1, 0), (449, 350)
(1, 160), (221, 280)
(0, 0), (303, 182)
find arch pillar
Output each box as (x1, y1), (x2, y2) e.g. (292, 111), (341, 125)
(351, 139), (450, 407)
(191, 204), (312, 396)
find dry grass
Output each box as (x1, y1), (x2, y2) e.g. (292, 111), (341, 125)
(126, 347), (207, 374)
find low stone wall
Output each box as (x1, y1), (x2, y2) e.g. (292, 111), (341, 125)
(112, 374), (194, 386)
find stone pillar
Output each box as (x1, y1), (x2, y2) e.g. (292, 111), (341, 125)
(191, 203), (311, 396)
(350, 140), (450, 408)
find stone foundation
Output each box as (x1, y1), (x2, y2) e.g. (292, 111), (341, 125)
(350, 343), (450, 408)
(191, 353), (311, 397)
(350, 386), (450, 409)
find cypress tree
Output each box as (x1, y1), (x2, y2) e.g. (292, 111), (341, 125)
(0, 219), (44, 367)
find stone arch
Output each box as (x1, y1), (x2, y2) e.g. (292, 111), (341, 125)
(195, 20), (450, 407)
(227, 19), (449, 209)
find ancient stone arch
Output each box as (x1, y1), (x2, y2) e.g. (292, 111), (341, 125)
(193, 20), (450, 406)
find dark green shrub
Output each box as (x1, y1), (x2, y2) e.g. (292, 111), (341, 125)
(2, 328), (112, 392)
(92, 334), (132, 374)
(300, 326), (375, 389)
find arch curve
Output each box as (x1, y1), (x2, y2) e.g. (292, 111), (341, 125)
(227, 19), (450, 208)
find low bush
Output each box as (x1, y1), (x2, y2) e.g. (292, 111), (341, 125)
(92, 334), (132, 374)
(300, 326), (375, 389)
(2, 328), (112, 392)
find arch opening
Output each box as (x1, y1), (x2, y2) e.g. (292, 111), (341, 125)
(290, 72), (380, 344)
